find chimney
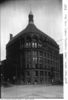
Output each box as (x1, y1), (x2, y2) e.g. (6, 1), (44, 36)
(10, 34), (13, 40)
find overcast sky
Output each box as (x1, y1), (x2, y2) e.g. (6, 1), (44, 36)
(0, 0), (62, 60)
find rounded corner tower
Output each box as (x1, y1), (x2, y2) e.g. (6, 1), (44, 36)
(6, 12), (60, 84)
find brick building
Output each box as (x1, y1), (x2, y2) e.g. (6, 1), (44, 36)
(6, 12), (60, 84)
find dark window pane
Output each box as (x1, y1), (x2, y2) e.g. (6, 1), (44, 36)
(45, 71), (47, 75)
(40, 71), (43, 76)
(26, 71), (30, 76)
(36, 71), (38, 76)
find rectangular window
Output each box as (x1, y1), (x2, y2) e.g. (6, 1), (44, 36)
(38, 51), (43, 57)
(40, 51), (43, 56)
(45, 71), (47, 76)
(26, 71), (30, 76)
(45, 52), (46, 57)
(48, 72), (50, 76)
(38, 43), (42, 47)
(40, 71), (43, 76)
(40, 64), (42, 68)
(35, 42), (37, 48)
(32, 42), (37, 48)
(25, 42), (29, 48)
(27, 64), (29, 68)
(33, 57), (37, 63)
(32, 42), (34, 48)
(29, 42), (31, 47)
(35, 64), (38, 68)
(38, 57), (42, 64)
(32, 51), (37, 56)
(36, 71), (38, 76)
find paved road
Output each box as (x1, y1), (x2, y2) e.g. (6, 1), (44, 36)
(1, 85), (63, 99)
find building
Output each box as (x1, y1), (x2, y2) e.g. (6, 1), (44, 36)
(60, 54), (63, 83)
(6, 12), (60, 84)
(1, 60), (7, 83)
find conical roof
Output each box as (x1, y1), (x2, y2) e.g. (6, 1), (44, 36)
(7, 12), (58, 47)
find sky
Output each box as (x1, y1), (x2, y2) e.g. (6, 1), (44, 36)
(0, 0), (63, 60)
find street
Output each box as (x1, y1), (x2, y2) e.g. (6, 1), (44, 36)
(1, 85), (63, 99)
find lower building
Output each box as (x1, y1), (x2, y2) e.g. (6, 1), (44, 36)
(60, 54), (63, 83)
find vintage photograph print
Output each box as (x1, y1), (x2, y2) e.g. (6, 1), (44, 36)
(0, 0), (63, 99)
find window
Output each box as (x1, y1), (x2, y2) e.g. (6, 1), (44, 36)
(27, 64), (30, 68)
(32, 42), (37, 48)
(38, 43), (42, 47)
(38, 57), (42, 64)
(40, 71), (43, 76)
(35, 64), (38, 68)
(32, 42), (34, 48)
(48, 53), (49, 58)
(36, 71), (38, 76)
(32, 51), (37, 56)
(25, 42), (31, 48)
(45, 65), (46, 69)
(38, 51), (43, 57)
(48, 72), (50, 76)
(29, 42), (31, 47)
(27, 58), (31, 63)
(26, 51), (31, 63)
(26, 71), (30, 76)
(40, 51), (43, 56)
(33, 57), (37, 63)
(35, 43), (37, 48)
(32, 51), (37, 63)
(45, 71), (47, 76)
(25, 42), (29, 48)
(45, 52), (46, 57)
(39, 64), (42, 68)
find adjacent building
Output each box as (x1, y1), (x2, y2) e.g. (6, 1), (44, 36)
(60, 54), (63, 83)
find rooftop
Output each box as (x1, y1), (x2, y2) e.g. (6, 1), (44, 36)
(7, 12), (58, 47)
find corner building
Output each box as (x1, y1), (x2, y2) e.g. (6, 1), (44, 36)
(6, 12), (60, 84)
